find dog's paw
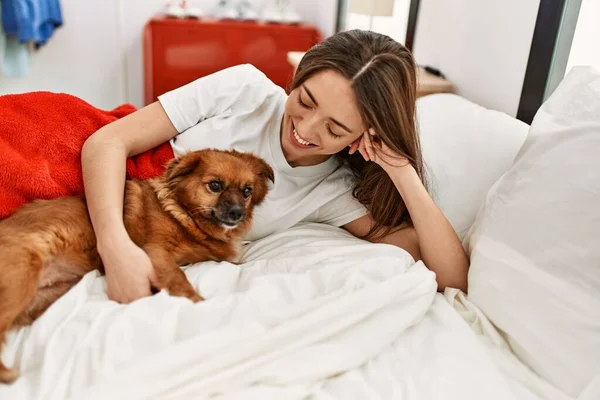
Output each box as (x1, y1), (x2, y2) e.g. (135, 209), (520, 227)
(0, 365), (18, 384)
(190, 293), (204, 303)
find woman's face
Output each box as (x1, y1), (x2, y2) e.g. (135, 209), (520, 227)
(281, 69), (366, 167)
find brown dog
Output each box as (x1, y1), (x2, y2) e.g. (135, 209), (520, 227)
(0, 149), (273, 383)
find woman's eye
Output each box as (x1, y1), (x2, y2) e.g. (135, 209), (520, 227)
(243, 187), (252, 198)
(297, 95), (310, 109)
(208, 181), (223, 192)
(326, 125), (341, 138)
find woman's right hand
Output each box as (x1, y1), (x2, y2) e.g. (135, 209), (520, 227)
(81, 102), (178, 304)
(100, 239), (157, 304)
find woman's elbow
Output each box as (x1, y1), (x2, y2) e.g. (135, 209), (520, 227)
(82, 126), (125, 159)
(436, 259), (469, 293)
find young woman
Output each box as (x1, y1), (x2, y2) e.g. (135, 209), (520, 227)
(82, 30), (469, 303)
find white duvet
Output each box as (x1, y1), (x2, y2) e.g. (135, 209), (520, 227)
(2, 223), (523, 400)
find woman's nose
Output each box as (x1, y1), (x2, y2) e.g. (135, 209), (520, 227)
(297, 114), (321, 143)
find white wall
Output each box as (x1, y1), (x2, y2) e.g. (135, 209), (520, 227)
(566, 0), (600, 74)
(0, 0), (338, 110)
(0, 0), (125, 109)
(344, 0), (411, 44)
(412, 0), (541, 117)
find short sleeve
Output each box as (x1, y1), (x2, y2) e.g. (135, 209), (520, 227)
(309, 189), (369, 227)
(158, 64), (269, 133)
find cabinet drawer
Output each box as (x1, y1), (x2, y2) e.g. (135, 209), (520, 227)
(151, 24), (234, 74)
(144, 17), (322, 104)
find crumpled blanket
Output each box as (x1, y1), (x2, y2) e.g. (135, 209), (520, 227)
(0, 91), (174, 219)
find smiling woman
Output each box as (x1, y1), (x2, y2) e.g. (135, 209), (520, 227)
(74, 29), (470, 304)
(285, 31), (468, 292)
(281, 70), (366, 166)
(288, 33), (421, 239)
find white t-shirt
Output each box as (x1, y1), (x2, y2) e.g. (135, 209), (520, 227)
(158, 64), (368, 241)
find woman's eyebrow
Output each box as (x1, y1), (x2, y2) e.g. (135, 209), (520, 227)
(303, 84), (354, 134)
(302, 84), (319, 106)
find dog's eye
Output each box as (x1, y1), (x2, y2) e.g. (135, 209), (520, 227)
(208, 181), (223, 192)
(243, 186), (252, 198)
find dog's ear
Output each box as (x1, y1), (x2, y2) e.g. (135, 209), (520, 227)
(255, 158), (275, 185)
(165, 153), (202, 182)
(238, 152), (275, 185)
(246, 156), (274, 205)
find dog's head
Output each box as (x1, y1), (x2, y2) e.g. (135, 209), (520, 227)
(163, 149), (274, 235)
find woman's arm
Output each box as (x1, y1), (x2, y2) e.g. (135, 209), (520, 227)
(82, 101), (178, 303)
(344, 202), (468, 292)
(343, 216), (421, 262)
(344, 130), (469, 293)
(389, 165), (468, 292)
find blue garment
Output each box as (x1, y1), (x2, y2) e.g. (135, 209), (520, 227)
(1, 0), (62, 47)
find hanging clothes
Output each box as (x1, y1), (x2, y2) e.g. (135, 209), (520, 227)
(0, 0), (62, 78)
(1, 0), (63, 47)
(1, 34), (32, 78)
(0, 0), (31, 78)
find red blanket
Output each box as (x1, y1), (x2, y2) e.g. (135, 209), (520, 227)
(0, 91), (175, 219)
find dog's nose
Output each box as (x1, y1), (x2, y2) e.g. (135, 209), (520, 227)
(227, 205), (244, 222)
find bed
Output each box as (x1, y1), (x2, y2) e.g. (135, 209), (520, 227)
(1, 67), (599, 400)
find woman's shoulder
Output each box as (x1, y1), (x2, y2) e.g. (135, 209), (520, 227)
(216, 63), (264, 79)
(211, 64), (280, 91)
(228, 63), (266, 77)
(167, 64), (282, 101)
(157, 63), (285, 132)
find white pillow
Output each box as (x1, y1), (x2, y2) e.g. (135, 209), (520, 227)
(417, 94), (529, 239)
(464, 66), (600, 397)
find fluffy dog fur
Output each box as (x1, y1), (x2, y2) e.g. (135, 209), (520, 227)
(0, 149), (274, 383)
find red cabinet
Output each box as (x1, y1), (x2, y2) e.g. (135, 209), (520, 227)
(143, 16), (323, 105)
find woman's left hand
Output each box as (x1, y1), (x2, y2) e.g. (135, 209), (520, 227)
(348, 128), (411, 171)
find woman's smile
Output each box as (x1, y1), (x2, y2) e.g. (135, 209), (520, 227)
(290, 121), (316, 149)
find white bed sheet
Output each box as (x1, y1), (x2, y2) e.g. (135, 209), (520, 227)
(445, 290), (571, 400)
(1, 223), (537, 400)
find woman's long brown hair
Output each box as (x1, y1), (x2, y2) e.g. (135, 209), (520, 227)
(290, 30), (426, 240)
